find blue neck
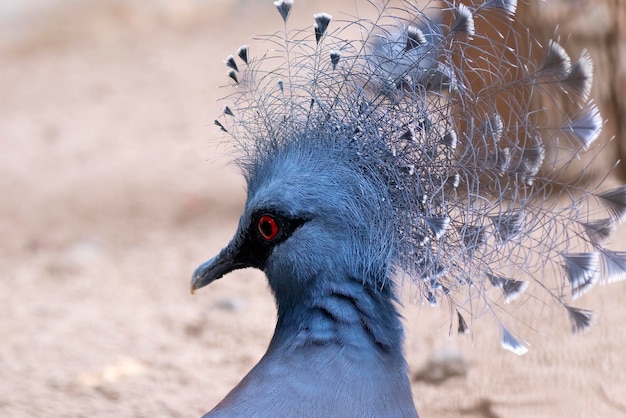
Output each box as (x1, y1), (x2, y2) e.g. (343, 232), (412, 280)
(208, 272), (417, 417)
(269, 274), (406, 359)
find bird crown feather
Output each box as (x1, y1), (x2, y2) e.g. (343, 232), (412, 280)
(213, 0), (626, 354)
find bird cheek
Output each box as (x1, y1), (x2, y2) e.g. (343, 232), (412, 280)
(278, 236), (343, 282)
(264, 240), (316, 285)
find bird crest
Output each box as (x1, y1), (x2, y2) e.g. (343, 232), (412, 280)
(203, 0), (626, 355)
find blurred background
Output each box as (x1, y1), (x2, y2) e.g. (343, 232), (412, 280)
(1, 0), (625, 417)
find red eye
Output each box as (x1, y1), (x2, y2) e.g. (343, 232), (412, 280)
(258, 215), (279, 241)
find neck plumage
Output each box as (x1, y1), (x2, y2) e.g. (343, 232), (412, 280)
(207, 272), (418, 417)
(271, 274), (406, 358)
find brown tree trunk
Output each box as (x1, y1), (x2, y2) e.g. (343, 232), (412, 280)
(518, 0), (625, 180)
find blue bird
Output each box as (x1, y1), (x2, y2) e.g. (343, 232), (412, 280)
(191, 0), (626, 416)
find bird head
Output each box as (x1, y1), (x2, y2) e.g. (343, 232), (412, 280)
(191, 139), (396, 306)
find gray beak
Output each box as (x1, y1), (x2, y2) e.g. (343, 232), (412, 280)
(190, 243), (247, 294)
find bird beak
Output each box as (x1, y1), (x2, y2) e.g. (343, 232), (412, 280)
(190, 243), (247, 294)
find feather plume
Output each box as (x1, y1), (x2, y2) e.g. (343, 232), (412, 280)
(212, 0), (623, 351)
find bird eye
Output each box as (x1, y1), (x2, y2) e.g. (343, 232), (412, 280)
(258, 215), (279, 241)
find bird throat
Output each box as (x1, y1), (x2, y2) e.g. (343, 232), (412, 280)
(270, 274), (406, 358)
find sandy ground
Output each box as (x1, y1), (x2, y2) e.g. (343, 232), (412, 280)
(2, 1), (626, 417)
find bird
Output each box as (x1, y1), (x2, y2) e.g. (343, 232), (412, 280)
(191, 0), (626, 416)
